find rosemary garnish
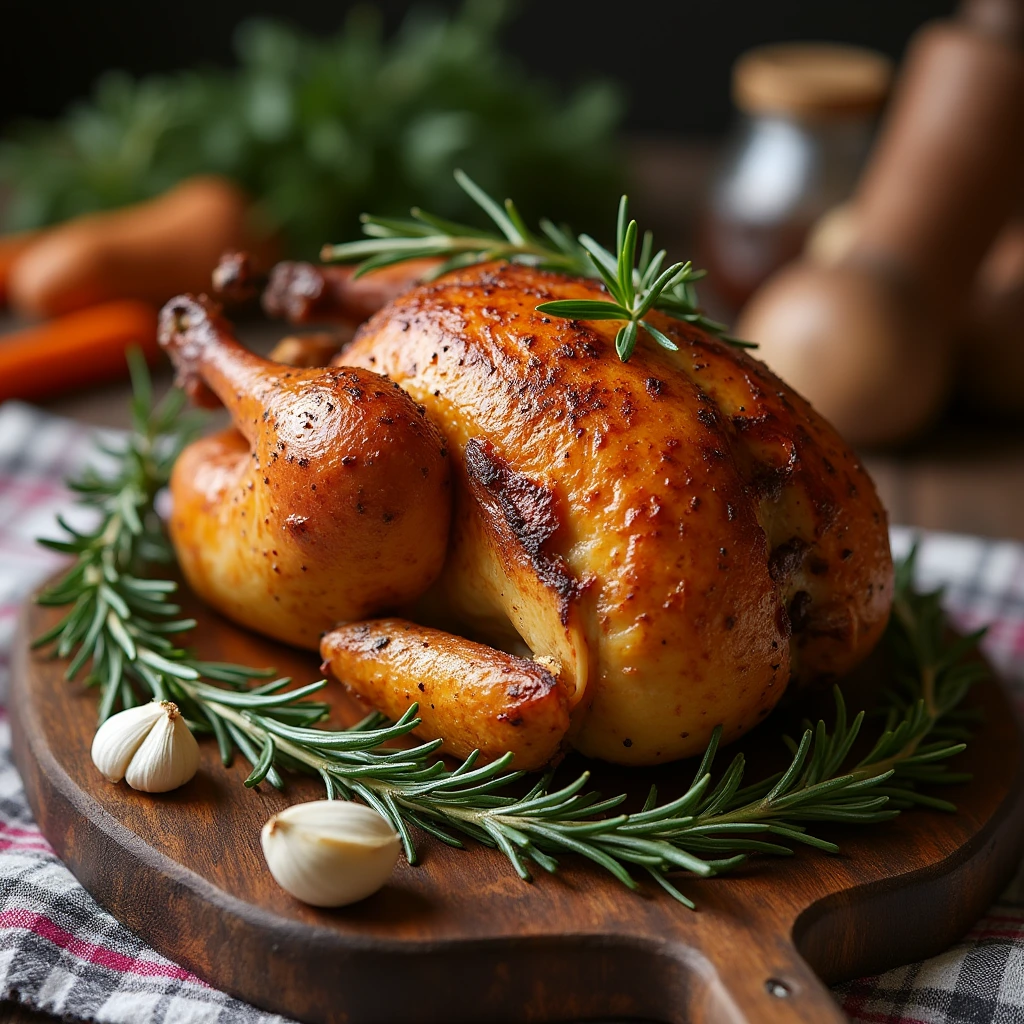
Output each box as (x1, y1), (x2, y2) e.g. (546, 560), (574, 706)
(320, 169), (753, 362)
(34, 361), (985, 905)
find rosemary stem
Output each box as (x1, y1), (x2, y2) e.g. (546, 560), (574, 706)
(195, 697), (341, 776)
(190, 691), (490, 826)
(322, 235), (579, 269)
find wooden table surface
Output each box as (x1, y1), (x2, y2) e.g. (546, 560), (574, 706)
(0, 1003), (52, 1022)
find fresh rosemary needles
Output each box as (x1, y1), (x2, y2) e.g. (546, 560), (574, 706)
(34, 358), (984, 906)
(321, 169), (753, 362)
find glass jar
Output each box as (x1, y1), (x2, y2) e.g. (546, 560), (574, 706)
(700, 44), (892, 311)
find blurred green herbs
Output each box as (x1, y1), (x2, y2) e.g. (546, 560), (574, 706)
(0, 1), (623, 256)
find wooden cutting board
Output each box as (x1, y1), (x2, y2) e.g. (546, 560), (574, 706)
(10, 587), (1024, 1024)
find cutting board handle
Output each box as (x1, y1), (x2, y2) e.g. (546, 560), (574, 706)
(694, 931), (847, 1023)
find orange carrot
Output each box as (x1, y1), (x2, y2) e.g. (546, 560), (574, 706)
(0, 300), (159, 402)
(0, 229), (44, 307)
(8, 176), (274, 318)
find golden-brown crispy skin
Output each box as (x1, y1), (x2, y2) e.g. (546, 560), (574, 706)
(321, 620), (570, 770)
(159, 296), (452, 650)
(334, 262), (893, 764)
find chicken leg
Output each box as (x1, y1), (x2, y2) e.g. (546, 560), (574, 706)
(157, 295), (452, 649)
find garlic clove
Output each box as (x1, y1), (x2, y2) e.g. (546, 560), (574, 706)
(91, 700), (200, 793)
(91, 701), (167, 783)
(123, 705), (201, 793)
(261, 800), (400, 907)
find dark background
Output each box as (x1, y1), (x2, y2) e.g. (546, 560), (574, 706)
(3, 0), (957, 136)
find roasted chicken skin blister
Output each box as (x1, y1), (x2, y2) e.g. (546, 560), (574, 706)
(159, 260), (893, 770)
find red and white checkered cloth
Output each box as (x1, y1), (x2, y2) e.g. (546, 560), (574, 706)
(1, 399), (1024, 1024)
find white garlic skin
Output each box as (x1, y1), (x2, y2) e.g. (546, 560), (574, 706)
(91, 700), (200, 793)
(261, 800), (400, 907)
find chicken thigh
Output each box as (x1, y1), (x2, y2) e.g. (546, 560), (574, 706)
(160, 261), (893, 770)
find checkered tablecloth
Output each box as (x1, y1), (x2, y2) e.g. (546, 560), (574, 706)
(1, 399), (1024, 1024)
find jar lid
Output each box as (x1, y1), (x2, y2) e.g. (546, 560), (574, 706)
(733, 43), (893, 119)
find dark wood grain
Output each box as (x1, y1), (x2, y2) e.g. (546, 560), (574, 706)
(0, 1002), (59, 1023)
(9, 585), (1024, 1024)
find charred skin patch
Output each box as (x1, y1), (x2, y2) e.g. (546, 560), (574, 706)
(464, 437), (580, 616)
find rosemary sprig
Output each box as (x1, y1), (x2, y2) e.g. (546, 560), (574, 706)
(320, 169), (752, 362)
(34, 363), (984, 905)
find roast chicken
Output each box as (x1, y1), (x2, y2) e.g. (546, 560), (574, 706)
(158, 259), (894, 770)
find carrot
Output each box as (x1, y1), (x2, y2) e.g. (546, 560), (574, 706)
(0, 229), (45, 307)
(7, 176), (274, 318)
(0, 300), (159, 402)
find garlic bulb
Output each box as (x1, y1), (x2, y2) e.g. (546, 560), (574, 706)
(91, 700), (200, 793)
(261, 800), (400, 907)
